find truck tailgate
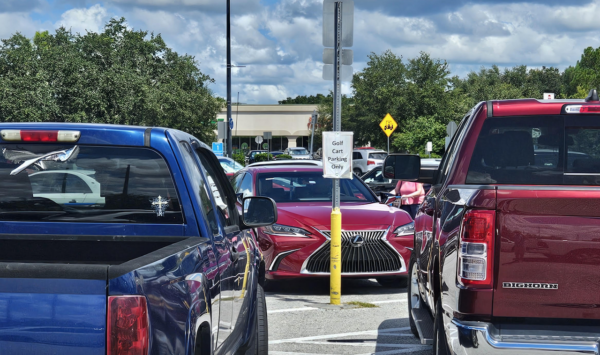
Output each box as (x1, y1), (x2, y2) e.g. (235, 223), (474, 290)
(494, 189), (600, 319)
(0, 264), (106, 355)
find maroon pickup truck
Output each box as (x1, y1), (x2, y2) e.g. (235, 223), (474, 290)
(385, 91), (600, 355)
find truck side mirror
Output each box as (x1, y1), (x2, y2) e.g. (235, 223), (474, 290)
(383, 154), (439, 184)
(242, 196), (278, 227)
(383, 155), (421, 180)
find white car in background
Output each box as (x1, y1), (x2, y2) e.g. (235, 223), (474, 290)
(352, 149), (387, 175)
(29, 170), (105, 205)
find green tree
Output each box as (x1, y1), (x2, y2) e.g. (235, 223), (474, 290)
(279, 94), (330, 104)
(0, 18), (222, 143)
(349, 51), (468, 155)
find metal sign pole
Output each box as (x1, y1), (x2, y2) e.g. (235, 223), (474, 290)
(310, 110), (317, 157)
(330, 1), (343, 306)
(387, 136), (389, 154)
(226, 0), (233, 158)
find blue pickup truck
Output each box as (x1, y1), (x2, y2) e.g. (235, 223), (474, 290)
(0, 123), (276, 355)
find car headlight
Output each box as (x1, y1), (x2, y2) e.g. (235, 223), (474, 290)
(393, 222), (414, 236)
(263, 224), (311, 237)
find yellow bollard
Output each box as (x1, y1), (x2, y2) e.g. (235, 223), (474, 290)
(330, 208), (342, 305)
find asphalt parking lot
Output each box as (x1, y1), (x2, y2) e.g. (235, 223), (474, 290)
(265, 278), (433, 355)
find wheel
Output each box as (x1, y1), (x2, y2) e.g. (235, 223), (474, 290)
(245, 284), (268, 355)
(407, 254), (420, 338)
(353, 168), (362, 176)
(376, 276), (407, 288)
(433, 299), (450, 355)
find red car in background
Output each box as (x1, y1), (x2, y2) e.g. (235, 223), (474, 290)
(231, 165), (415, 287)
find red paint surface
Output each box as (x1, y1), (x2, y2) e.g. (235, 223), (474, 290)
(494, 189), (600, 319)
(256, 200), (413, 279)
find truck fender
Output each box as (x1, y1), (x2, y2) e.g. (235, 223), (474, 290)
(185, 273), (212, 355)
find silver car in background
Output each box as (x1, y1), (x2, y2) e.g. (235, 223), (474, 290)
(284, 147), (312, 160)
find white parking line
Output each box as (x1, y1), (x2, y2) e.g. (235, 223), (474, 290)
(267, 299), (407, 314)
(269, 327), (429, 355)
(269, 327), (411, 344)
(268, 307), (318, 314)
(372, 299), (407, 304)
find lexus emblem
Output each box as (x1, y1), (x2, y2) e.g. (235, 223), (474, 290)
(351, 235), (364, 247)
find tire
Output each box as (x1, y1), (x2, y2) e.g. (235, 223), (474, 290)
(256, 284), (269, 355)
(433, 299), (450, 355)
(407, 254), (420, 338)
(376, 276), (407, 288)
(353, 168), (362, 176)
(245, 284), (268, 355)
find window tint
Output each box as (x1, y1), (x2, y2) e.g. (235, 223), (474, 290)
(352, 152), (362, 159)
(466, 115), (600, 185)
(0, 144), (182, 223)
(179, 142), (219, 234)
(436, 112), (471, 185)
(566, 128), (598, 173)
(65, 173), (93, 194)
(363, 169), (389, 184)
(231, 173), (244, 191)
(195, 150), (236, 228)
(256, 172), (376, 203)
(30, 173), (65, 194)
(289, 148), (309, 155)
(239, 174), (253, 197)
(368, 152), (387, 160)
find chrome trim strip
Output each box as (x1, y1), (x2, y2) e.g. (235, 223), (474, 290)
(269, 248), (301, 271)
(451, 319), (600, 354)
(299, 227), (407, 275)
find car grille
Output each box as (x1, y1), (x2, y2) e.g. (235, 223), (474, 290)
(304, 230), (402, 273)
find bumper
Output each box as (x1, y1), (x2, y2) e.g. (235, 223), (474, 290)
(266, 270), (407, 280)
(449, 319), (600, 355)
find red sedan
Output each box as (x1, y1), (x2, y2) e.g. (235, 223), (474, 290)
(230, 165), (415, 286)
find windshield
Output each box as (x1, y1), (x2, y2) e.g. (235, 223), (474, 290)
(368, 152), (387, 160)
(0, 144), (182, 223)
(289, 148), (309, 155)
(256, 171), (376, 203)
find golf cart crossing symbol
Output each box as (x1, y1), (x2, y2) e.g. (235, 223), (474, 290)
(379, 114), (398, 137)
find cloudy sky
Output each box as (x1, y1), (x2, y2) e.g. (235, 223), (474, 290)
(2, 0), (600, 103)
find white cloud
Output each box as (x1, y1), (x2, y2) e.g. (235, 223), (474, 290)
(5, 0), (600, 103)
(57, 4), (110, 34)
(0, 12), (40, 40)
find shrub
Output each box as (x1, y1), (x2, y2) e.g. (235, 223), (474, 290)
(254, 153), (274, 162)
(233, 152), (246, 166)
(276, 154), (292, 160)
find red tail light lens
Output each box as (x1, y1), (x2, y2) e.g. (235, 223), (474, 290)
(458, 210), (495, 288)
(21, 131), (58, 142)
(107, 296), (149, 355)
(367, 160), (375, 165)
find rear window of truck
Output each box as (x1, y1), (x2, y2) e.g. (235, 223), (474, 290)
(0, 144), (183, 223)
(466, 115), (600, 185)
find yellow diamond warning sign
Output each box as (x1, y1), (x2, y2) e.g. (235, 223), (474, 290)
(379, 113), (398, 137)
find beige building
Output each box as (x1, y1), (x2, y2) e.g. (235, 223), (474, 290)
(217, 104), (318, 152)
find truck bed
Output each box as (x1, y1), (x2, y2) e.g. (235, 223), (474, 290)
(0, 234), (202, 280)
(0, 235), (184, 264)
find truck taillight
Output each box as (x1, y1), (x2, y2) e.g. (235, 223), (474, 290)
(458, 210), (495, 288)
(107, 296), (149, 355)
(565, 105), (600, 114)
(367, 160), (375, 165)
(1, 130), (80, 142)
